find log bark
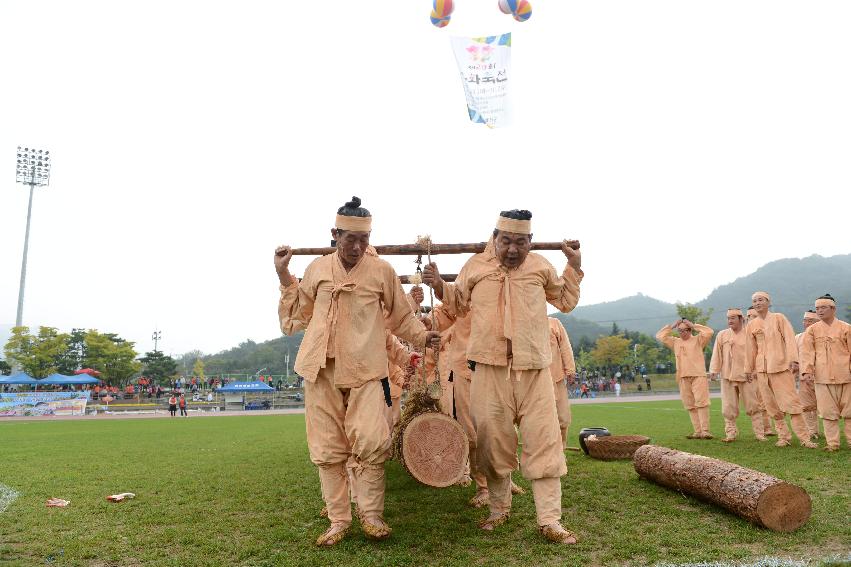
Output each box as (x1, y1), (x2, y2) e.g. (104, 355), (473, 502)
(633, 445), (811, 532)
(281, 241), (580, 257)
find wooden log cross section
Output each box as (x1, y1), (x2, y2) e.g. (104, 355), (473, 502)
(633, 445), (812, 532)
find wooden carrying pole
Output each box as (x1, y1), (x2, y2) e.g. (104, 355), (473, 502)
(400, 274), (457, 284)
(633, 445), (811, 532)
(280, 241), (580, 257)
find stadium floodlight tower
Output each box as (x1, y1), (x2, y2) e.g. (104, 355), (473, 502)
(14, 147), (52, 328)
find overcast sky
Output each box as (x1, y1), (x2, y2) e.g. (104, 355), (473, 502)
(1, 1), (849, 357)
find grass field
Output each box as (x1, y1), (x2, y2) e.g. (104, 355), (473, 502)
(1, 400), (848, 567)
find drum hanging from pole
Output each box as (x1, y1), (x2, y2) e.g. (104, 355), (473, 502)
(399, 411), (469, 488)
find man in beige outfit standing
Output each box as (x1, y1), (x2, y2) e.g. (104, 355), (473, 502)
(710, 308), (768, 442)
(801, 294), (850, 452)
(548, 317), (575, 449)
(744, 291), (817, 449)
(657, 319), (714, 439)
(796, 310), (820, 440)
(746, 305), (776, 437)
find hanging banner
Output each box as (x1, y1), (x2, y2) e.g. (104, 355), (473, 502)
(0, 391), (91, 403)
(0, 392), (89, 417)
(451, 33), (512, 128)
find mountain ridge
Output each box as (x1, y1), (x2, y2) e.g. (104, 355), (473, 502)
(570, 253), (851, 336)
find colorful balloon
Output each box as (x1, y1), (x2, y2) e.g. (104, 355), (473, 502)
(429, 0), (531, 28)
(497, 0), (532, 22)
(430, 0), (454, 28)
(430, 11), (451, 27)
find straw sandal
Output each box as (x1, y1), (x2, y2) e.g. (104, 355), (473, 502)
(539, 523), (579, 544)
(360, 515), (392, 541)
(774, 439), (791, 447)
(468, 489), (489, 509)
(455, 474), (472, 488)
(510, 481), (525, 495)
(823, 445), (839, 453)
(800, 440), (818, 449)
(319, 505), (328, 518)
(478, 512), (510, 531)
(721, 437), (736, 443)
(315, 522), (351, 547)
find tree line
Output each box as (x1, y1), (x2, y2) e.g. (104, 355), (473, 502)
(174, 305), (709, 381)
(571, 303), (713, 377)
(2, 326), (180, 386)
(4, 303), (841, 383)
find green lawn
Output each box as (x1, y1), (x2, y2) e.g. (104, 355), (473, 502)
(1, 400), (848, 567)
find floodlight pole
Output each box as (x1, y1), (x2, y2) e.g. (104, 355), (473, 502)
(14, 147), (51, 329)
(15, 170), (37, 328)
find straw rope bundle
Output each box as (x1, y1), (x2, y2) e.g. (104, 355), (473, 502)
(391, 237), (468, 487)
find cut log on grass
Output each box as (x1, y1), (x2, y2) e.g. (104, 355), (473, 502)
(633, 445), (811, 532)
(281, 241), (580, 257)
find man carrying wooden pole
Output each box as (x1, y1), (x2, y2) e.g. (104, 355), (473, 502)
(275, 197), (440, 546)
(423, 209), (582, 544)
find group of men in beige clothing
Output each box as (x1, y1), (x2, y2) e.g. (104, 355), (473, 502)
(658, 291), (849, 452)
(276, 199), (584, 546)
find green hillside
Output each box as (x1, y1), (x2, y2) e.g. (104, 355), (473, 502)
(569, 254), (850, 334)
(568, 293), (678, 336)
(698, 254), (851, 331)
(192, 254), (850, 373)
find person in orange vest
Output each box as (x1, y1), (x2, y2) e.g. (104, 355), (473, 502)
(168, 394), (178, 417)
(178, 393), (188, 417)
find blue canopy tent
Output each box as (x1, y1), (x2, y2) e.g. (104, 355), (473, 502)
(0, 372), (39, 385)
(41, 373), (102, 385)
(217, 381), (274, 410)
